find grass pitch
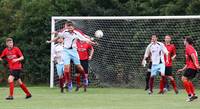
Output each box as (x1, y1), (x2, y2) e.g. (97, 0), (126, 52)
(0, 87), (199, 109)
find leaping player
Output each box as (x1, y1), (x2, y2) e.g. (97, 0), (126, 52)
(47, 21), (96, 92)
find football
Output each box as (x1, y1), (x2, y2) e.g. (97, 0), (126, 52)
(95, 30), (103, 38)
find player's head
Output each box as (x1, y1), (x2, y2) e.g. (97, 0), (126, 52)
(183, 36), (193, 45)
(65, 21), (74, 32)
(6, 37), (14, 49)
(151, 34), (158, 43)
(77, 39), (85, 44)
(165, 35), (172, 43)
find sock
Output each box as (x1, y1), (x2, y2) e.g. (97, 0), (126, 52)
(183, 80), (191, 95)
(67, 81), (73, 92)
(68, 70), (71, 84)
(145, 72), (150, 89)
(77, 67), (87, 86)
(59, 78), (64, 89)
(76, 74), (81, 87)
(170, 80), (177, 91)
(159, 76), (165, 92)
(84, 74), (88, 86)
(165, 79), (169, 90)
(62, 77), (65, 86)
(20, 83), (31, 96)
(77, 67), (86, 80)
(159, 79), (164, 92)
(188, 81), (195, 96)
(9, 82), (14, 97)
(149, 77), (154, 92)
(64, 71), (70, 84)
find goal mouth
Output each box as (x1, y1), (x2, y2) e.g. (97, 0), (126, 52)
(50, 16), (200, 88)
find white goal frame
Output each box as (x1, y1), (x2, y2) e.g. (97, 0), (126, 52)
(50, 15), (200, 88)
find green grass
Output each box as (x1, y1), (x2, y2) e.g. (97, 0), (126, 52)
(0, 87), (199, 109)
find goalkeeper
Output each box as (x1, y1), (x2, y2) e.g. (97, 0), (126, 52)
(142, 35), (169, 94)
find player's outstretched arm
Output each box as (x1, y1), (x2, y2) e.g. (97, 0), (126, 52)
(190, 53), (200, 69)
(46, 37), (59, 43)
(161, 43), (169, 64)
(88, 46), (94, 60)
(142, 44), (151, 67)
(171, 45), (176, 60)
(46, 31), (60, 43)
(177, 65), (187, 73)
(76, 33), (97, 45)
(12, 56), (24, 63)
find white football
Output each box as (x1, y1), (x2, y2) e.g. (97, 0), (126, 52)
(95, 30), (103, 38)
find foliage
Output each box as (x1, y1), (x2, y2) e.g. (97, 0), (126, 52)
(0, 0), (200, 84)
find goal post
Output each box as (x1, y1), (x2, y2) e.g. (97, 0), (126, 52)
(50, 18), (55, 88)
(50, 16), (200, 88)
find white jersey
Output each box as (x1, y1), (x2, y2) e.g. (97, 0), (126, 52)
(144, 42), (168, 65)
(58, 29), (90, 49)
(53, 43), (64, 64)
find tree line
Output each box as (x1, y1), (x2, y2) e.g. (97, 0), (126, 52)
(0, 0), (200, 85)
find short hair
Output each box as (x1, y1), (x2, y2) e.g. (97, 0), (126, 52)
(151, 34), (157, 37)
(65, 21), (74, 26)
(6, 37), (13, 42)
(165, 35), (172, 38)
(183, 36), (194, 45)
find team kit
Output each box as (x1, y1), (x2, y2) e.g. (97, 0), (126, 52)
(0, 21), (199, 102)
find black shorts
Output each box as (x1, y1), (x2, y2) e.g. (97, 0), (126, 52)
(165, 66), (172, 76)
(10, 70), (22, 80)
(80, 60), (89, 74)
(147, 62), (152, 72)
(183, 68), (197, 80)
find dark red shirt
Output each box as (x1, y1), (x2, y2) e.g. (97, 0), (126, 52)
(0, 47), (23, 70)
(164, 44), (176, 67)
(77, 41), (93, 60)
(185, 44), (199, 70)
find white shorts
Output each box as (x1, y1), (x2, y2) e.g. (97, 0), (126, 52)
(151, 63), (165, 77)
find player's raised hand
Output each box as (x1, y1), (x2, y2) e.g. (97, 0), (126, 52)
(89, 41), (98, 46)
(46, 40), (51, 44)
(12, 59), (19, 63)
(142, 59), (146, 67)
(51, 31), (58, 34)
(197, 66), (200, 70)
(88, 56), (92, 60)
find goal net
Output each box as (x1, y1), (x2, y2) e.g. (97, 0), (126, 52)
(50, 16), (200, 88)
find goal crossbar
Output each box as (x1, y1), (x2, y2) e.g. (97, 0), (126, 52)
(52, 15), (200, 20)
